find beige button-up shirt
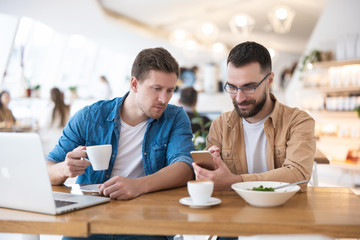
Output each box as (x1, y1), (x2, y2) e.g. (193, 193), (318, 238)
(206, 94), (316, 191)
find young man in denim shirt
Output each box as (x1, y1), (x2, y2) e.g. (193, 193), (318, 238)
(46, 48), (194, 240)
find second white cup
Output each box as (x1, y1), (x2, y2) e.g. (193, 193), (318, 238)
(84, 144), (112, 171)
(187, 180), (214, 205)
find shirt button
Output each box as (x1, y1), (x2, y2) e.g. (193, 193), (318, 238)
(226, 153), (230, 157)
(106, 175), (109, 178)
(112, 154), (115, 157)
(144, 152), (147, 155)
(277, 150), (281, 155)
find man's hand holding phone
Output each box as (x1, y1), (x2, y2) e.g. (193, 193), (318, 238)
(190, 150), (216, 170)
(192, 146), (241, 190)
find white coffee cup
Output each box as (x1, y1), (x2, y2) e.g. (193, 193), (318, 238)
(187, 180), (214, 205)
(83, 144), (112, 171)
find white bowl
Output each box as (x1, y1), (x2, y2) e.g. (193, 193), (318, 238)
(231, 181), (301, 207)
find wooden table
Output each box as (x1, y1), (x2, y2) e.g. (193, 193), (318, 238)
(0, 127), (34, 132)
(0, 185), (89, 237)
(0, 186), (360, 238)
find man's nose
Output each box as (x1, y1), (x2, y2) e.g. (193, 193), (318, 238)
(235, 90), (246, 102)
(158, 91), (167, 103)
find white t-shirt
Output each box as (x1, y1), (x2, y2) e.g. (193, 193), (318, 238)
(110, 118), (148, 178)
(242, 116), (269, 174)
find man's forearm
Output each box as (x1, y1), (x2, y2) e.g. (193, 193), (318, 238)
(46, 161), (68, 186)
(138, 162), (194, 194)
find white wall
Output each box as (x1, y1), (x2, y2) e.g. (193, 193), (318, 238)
(306, 0), (360, 54)
(0, 0), (175, 60)
(0, 14), (19, 86)
(0, 0), (230, 66)
(286, 0), (360, 107)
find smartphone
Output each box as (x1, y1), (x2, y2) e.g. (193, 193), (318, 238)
(190, 150), (216, 170)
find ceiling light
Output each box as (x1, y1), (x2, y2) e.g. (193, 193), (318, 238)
(229, 14), (255, 36)
(196, 22), (219, 43)
(212, 42), (228, 61)
(275, 7), (288, 20)
(169, 29), (190, 47)
(268, 5), (295, 34)
(182, 39), (199, 59)
(202, 23), (215, 35)
(212, 42), (226, 54)
(235, 15), (249, 27)
(173, 29), (187, 42)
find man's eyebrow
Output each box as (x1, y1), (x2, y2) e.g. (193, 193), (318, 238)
(151, 84), (175, 90)
(228, 81), (257, 87)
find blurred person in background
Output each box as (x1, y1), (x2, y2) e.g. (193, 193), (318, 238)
(280, 62), (297, 90)
(178, 87), (211, 134)
(93, 75), (113, 100)
(179, 66), (198, 87)
(40, 87), (70, 155)
(0, 90), (16, 128)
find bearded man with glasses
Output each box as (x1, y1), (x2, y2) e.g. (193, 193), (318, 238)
(192, 41), (316, 194)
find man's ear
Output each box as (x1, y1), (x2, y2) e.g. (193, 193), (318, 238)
(130, 77), (138, 92)
(267, 72), (274, 87)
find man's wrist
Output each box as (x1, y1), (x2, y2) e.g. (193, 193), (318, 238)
(238, 174), (244, 182)
(135, 177), (148, 195)
(225, 174), (244, 190)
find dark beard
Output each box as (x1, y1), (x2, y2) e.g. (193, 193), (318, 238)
(233, 91), (267, 118)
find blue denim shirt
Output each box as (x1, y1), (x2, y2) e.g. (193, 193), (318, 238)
(46, 92), (195, 184)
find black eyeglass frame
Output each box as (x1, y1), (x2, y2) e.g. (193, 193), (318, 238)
(224, 72), (271, 94)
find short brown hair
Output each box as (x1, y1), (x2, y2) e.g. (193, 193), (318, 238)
(131, 47), (179, 82)
(227, 41), (272, 73)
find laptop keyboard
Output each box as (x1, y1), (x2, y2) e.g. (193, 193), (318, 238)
(55, 199), (77, 208)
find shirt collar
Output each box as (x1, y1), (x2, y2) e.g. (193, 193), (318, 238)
(108, 91), (129, 122)
(267, 93), (279, 128)
(110, 91), (158, 124)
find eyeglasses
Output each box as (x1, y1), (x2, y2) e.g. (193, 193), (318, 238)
(224, 72), (271, 94)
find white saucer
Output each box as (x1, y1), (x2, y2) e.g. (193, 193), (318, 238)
(179, 197), (221, 208)
(79, 184), (101, 193)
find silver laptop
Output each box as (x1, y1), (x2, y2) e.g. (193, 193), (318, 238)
(0, 132), (110, 215)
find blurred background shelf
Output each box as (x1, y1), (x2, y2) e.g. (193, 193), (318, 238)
(303, 86), (360, 93)
(310, 110), (358, 117)
(312, 59), (360, 68)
